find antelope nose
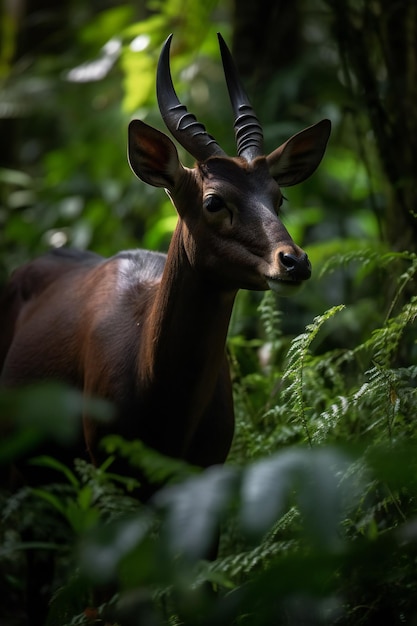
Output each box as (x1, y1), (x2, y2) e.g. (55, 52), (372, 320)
(279, 251), (312, 281)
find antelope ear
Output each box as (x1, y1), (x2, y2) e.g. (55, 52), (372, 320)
(267, 119), (331, 187)
(128, 119), (184, 190)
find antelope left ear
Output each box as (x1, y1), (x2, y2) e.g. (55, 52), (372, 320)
(267, 119), (331, 187)
(128, 119), (184, 190)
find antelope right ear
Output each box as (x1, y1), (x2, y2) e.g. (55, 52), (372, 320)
(267, 119), (331, 187)
(128, 119), (184, 190)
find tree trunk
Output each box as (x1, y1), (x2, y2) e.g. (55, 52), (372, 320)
(326, 0), (417, 251)
(230, 0), (301, 83)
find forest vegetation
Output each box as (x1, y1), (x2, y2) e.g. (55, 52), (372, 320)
(1, 0), (417, 624)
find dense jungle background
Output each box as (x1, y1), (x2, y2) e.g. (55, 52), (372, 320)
(1, 0), (417, 624)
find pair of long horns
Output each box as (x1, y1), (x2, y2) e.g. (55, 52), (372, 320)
(156, 33), (264, 162)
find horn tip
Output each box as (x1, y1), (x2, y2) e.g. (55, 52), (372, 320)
(162, 33), (174, 51)
(217, 32), (229, 56)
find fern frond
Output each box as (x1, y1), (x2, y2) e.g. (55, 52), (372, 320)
(385, 253), (417, 320)
(319, 247), (379, 278)
(210, 508), (300, 583)
(364, 295), (417, 367)
(313, 394), (352, 444)
(315, 360), (417, 444)
(333, 295), (417, 372)
(258, 291), (283, 346)
(319, 248), (415, 279)
(282, 305), (345, 445)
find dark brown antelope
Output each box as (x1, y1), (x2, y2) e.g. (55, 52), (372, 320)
(1, 33), (330, 484)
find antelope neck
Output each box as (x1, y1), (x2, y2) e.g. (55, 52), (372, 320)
(138, 222), (235, 416)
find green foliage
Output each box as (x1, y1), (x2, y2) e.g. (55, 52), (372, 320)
(3, 245), (417, 624)
(0, 382), (113, 464)
(2, 1), (417, 625)
(281, 305), (346, 445)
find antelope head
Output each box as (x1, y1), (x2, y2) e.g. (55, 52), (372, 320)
(128, 34), (331, 295)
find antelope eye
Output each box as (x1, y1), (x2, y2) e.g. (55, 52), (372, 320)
(277, 194), (287, 212)
(203, 194), (224, 213)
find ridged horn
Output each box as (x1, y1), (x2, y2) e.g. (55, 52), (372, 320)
(217, 33), (264, 162)
(157, 34), (226, 161)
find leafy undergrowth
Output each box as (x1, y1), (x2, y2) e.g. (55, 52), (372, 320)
(2, 250), (417, 625)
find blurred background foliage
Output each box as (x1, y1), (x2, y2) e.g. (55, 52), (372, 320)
(1, 0), (417, 624)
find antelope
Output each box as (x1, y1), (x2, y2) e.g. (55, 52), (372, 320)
(1, 34), (330, 489)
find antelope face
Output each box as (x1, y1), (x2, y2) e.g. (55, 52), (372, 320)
(193, 156), (311, 294)
(128, 33), (330, 295)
